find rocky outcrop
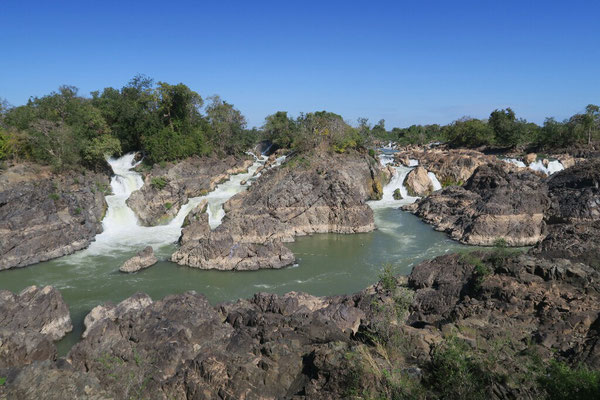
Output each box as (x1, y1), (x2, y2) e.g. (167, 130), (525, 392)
(394, 147), (501, 184)
(403, 163), (549, 246)
(0, 286), (72, 368)
(172, 150), (382, 270)
(127, 156), (254, 226)
(61, 290), (366, 399)
(119, 246), (158, 273)
(0, 163), (108, 270)
(531, 159), (600, 268)
(3, 251), (599, 399)
(408, 252), (600, 370)
(404, 166), (434, 196)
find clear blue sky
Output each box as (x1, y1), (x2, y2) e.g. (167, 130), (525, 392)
(1, 0), (598, 128)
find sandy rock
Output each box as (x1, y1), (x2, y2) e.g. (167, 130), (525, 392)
(403, 166), (433, 196)
(525, 153), (537, 165)
(119, 246), (158, 273)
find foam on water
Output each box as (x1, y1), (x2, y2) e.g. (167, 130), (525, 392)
(66, 152), (271, 260)
(428, 172), (442, 191)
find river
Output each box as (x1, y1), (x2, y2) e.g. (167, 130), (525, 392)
(0, 150), (467, 354)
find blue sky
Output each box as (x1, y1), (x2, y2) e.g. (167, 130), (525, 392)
(1, 0), (598, 128)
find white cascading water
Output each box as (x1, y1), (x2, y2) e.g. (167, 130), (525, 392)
(502, 157), (564, 175)
(66, 151), (278, 258)
(428, 172), (442, 191)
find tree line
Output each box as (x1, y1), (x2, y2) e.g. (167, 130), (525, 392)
(1, 75), (598, 171)
(366, 105), (600, 150)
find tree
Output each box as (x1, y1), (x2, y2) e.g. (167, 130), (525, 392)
(489, 108), (522, 147)
(205, 96), (249, 155)
(584, 104), (600, 145)
(263, 111), (297, 149)
(445, 118), (494, 148)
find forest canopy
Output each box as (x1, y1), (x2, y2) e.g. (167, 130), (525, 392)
(0, 75), (597, 170)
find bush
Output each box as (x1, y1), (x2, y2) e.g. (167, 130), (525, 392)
(379, 264), (397, 291)
(151, 177), (168, 190)
(393, 188), (403, 200)
(539, 360), (600, 400)
(428, 336), (494, 400)
(164, 202), (172, 210)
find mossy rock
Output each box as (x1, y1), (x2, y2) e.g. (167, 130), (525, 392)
(393, 188), (403, 200)
(370, 179), (384, 200)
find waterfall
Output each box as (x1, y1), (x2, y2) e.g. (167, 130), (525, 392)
(528, 160), (564, 175)
(502, 157), (564, 175)
(428, 172), (442, 191)
(369, 165), (419, 209)
(69, 152), (272, 257)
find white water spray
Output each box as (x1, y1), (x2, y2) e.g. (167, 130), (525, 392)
(65, 152), (276, 260)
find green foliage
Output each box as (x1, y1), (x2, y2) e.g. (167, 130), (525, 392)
(368, 148), (376, 158)
(0, 376), (5, 386)
(379, 264), (397, 291)
(49, 193), (60, 201)
(74, 207), (82, 215)
(164, 202), (172, 210)
(539, 360), (600, 400)
(82, 134), (121, 170)
(151, 177), (168, 190)
(446, 118), (494, 148)
(393, 188), (403, 200)
(428, 336), (494, 400)
(441, 176), (464, 187)
(263, 111), (297, 149)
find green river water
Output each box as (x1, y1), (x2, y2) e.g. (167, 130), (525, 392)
(0, 208), (466, 355)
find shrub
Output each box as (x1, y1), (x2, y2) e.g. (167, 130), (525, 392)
(368, 148), (376, 158)
(74, 207), (82, 215)
(393, 188), (403, 200)
(441, 176), (464, 187)
(49, 193), (60, 201)
(151, 177), (168, 190)
(428, 336), (494, 400)
(164, 202), (172, 210)
(379, 264), (397, 291)
(0, 376), (5, 386)
(539, 360), (600, 400)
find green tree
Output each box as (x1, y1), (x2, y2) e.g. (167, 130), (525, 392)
(205, 95), (249, 155)
(445, 117), (494, 148)
(263, 111), (297, 149)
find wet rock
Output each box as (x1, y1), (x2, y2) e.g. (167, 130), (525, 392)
(127, 156), (253, 226)
(404, 166), (433, 196)
(393, 188), (403, 200)
(181, 200), (207, 228)
(0, 163), (108, 270)
(403, 163), (549, 246)
(119, 246), (158, 273)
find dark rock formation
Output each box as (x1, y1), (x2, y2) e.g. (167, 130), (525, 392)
(127, 156), (254, 226)
(0, 286), (72, 369)
(0, 163), (108, 270)
(531, 159), (600, 268)
(119, 246), (158, 273)
(403, 163), (549, 246)
(3, 252), (599, 399)
(172, 150), (383, 270)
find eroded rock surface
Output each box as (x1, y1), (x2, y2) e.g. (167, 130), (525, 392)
(0, 163), (108, 270)
(0, 286), (72, 369)
(127, 156), (254, 226)
(403, 163), (549, 245)
(172, 150), (383, 270)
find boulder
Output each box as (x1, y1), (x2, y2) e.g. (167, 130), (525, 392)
(404, 166), (433, 196)
(525, 153), (537, 165)
(119, 246), (158, 273)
